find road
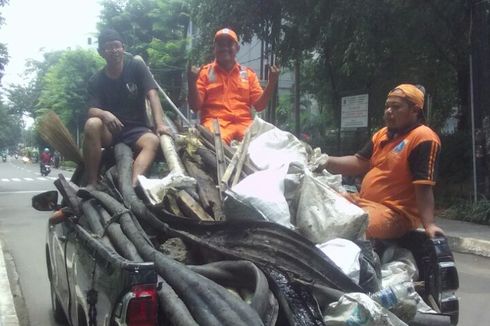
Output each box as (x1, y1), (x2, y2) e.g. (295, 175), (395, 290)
(0, 157), (70, 326)
(0, 156), (489, 325)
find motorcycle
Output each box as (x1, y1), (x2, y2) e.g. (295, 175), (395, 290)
(41, 164), (51, 176)
(2, 155), (6, 162)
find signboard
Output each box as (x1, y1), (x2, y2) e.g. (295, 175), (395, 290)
(341, 94), (369, 129)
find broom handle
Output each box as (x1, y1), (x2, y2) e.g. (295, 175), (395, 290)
(156, 84), (191, 126)
(132, 54), (190, 126)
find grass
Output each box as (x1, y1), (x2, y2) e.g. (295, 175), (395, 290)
(438, 199), (490, 225)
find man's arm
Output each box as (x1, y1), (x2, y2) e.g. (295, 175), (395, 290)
(414, 184), (444, 238)
(321, 155), (371, 176)
(252, 65), (280, 111)
(147, 89), (172, 136)
(87, 107), (124, 134)
(187, 65), (203, 112)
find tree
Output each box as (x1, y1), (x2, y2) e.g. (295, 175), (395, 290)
(98, 0), (190, 102)
(0, 101), (22, 149)
(36, 49), (103, 143)
(0, 0), (10, 84)
(190, 0), (473, 138)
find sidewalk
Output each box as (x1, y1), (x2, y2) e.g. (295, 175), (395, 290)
(0, 242), (19, 326)
(437, 217), (490, 257)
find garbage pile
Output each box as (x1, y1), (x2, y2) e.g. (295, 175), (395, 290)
(56, 117), (445, 325)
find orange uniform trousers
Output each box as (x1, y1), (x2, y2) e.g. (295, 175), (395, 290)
(202, 118), (253, 144)
(344, 193), (414, 239)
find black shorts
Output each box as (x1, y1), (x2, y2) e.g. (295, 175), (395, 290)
(112, 126), (153, 146)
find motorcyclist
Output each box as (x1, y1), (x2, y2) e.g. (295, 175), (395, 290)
(40, 148), (51, 175)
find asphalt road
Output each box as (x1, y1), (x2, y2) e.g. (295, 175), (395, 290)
(0, 156), (489, 326)
(0, 157), (70, 326)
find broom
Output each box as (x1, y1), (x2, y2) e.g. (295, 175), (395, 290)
(37, 110), (84, 165)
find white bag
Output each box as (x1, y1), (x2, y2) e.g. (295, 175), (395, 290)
(294, 170), (368, 243)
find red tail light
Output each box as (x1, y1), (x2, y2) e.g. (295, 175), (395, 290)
(127, 284), (158, 326)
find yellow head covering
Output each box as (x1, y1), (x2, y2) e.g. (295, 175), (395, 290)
(387, 84), (424, 110)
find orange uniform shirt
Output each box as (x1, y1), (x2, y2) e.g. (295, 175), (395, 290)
(357, 124), (441, 227)
(196, 61), (263, 142)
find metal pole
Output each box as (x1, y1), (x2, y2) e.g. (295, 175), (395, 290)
(470, 54), (478, 203)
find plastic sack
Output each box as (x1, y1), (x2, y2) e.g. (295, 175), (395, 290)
(227, 164), (293, 228)
(247, 118), (308, 170)
(294, 170), (368, 243)
(380, 245), (419, 288)
(316, 238), (361, 284)
(137, 172), (196, 205)
(325, 292), (407, 326)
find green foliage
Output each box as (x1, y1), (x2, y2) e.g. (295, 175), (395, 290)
(439, 199), (490, 226)
(435, 131), (474, 206)
(191, 0), (470, 139)
(0, 101), (21, 149)
(36, 49), (103, 132)
(0, 0), (9, 84)
(99, 0), (190, 102)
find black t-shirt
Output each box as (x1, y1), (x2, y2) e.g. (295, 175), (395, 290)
(87, 54), (158, 127)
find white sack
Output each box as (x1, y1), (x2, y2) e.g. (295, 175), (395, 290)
(316, 238), (361, 284)
(229, 164), (293, 228)
(295, 170), (368, 243)
(137, 173), (196, 205)
(325, 293), (407, 326)
(247, 118), (308, 170)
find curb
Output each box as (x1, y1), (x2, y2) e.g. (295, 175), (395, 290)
(0, 242), (20, 326)
(447, 235), (490, 258)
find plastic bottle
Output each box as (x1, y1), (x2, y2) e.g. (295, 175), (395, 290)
(370, 282), (416, 310)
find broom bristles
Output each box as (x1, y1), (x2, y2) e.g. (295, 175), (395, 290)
(38, 111), (84, 165)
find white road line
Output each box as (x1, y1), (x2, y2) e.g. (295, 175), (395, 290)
(36, 177), (47, 181)
(23, 178), (35, 181)
(48, 177), (57, 180)
(0, 190), (49, 194)
(1, 179), (9, 182)
(11, 178), (21, 182)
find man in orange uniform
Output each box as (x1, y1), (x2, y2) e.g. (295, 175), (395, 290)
(188, 28), (280, 144)
(316, 84), (445, 239)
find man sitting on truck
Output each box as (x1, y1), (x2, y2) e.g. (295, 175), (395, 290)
(315, 84), (445, 240)
(187, 28), (280, 144)
(83, 28), (171, 187)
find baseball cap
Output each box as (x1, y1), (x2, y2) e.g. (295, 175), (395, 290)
(214, 28), (238, 44)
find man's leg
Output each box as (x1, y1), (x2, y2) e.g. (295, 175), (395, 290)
(82, 117), (113, 185)
(345, 194), (413, 239)
(132, 132), (160, 186)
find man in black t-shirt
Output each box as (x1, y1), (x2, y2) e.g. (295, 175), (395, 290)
(83, 29), (171, 187)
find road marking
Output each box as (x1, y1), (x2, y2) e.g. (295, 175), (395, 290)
(11, 178), (21, 182)
(1, 179), (9, 182)
(36, 177), (47, 181)
(0, 190), (49, 194)
(48, 177), (57, 180)
(23, 178), (34, 181)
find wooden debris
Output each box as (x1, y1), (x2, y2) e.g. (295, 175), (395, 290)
(232, 132), (252, 187)
(176, 190), (214, 221)
(212, 120), (227, 198)
(183, 156), (225, 221)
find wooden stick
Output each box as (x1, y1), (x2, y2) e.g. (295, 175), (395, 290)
(222, 132), (249, 187)
(183, 156), (225, 221)
(232, 132), (252, 187)
(160, 134), (187, 175)
(212, 120), (227, 197)
(176, 190), (214, 221)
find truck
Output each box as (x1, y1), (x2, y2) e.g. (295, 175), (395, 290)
(33, 178), (459, 326)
